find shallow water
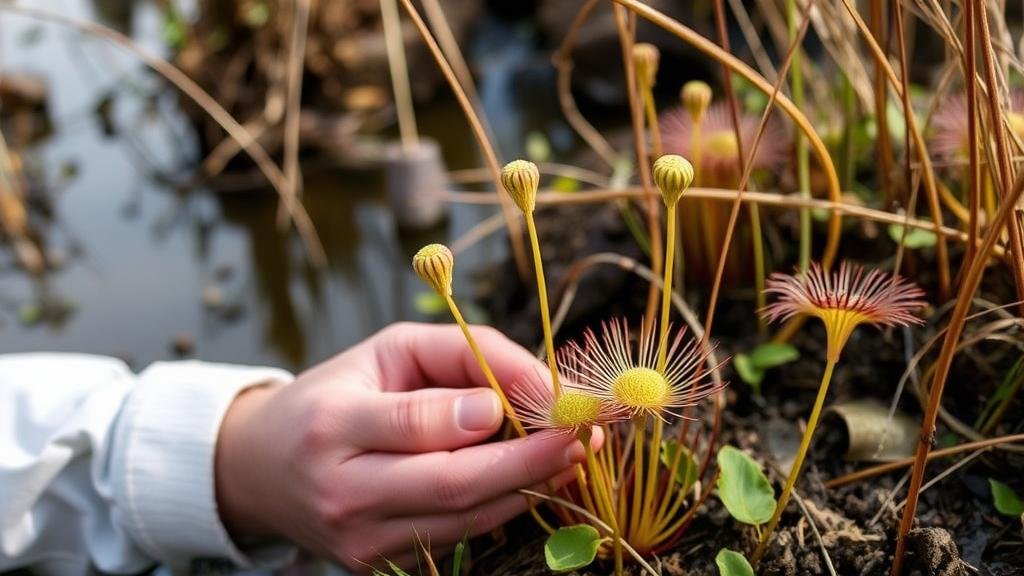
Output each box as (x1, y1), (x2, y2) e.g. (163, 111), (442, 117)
(0, 0), (563, 372)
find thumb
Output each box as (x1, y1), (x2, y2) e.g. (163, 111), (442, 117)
(347, 388), (503, 453)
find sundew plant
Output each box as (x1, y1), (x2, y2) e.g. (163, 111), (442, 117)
(401, 0), (1024, 569)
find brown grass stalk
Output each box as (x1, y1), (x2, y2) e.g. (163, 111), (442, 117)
(395, 0), (530, 281)
(839, 0), (951, 300)
(891, 168), (1024, 575)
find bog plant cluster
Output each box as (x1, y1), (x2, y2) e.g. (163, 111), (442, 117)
(413, 146), (927, 573)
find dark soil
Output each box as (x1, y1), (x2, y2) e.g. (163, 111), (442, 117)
(469, 202), (1024, 575)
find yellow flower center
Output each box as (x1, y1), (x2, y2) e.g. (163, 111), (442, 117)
(551, 392), (603, 428)
(612, 367), (669, 409)
(704, 130), (739, 159)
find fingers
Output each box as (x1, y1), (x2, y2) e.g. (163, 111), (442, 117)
(341, 430), (602, 516)
(342, 468), (577, 572)
(370, 322), (543, 392)
(343, 387), (503, 453)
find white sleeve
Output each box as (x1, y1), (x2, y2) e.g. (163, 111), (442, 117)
(0, 353), (296, 575)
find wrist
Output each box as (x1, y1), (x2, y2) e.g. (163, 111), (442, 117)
(215, 384), (279, 541)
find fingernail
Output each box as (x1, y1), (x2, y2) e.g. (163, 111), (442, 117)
(455, 390), (501, 431)
(564, 441), (587, 466)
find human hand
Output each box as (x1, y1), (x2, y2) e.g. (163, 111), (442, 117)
(215, 322), (595, 572)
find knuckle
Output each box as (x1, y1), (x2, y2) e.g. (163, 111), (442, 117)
(387, 394), (424, 442)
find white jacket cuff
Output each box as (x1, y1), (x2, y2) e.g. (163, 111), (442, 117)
(112, 361), (295, 569)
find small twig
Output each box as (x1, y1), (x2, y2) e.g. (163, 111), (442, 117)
(827, 433), (1024, 489)
(279, 0), (311, 229)
(380, 0), (418, 151)
(894, 448), (989, 511)
(790, 489), (838, 576)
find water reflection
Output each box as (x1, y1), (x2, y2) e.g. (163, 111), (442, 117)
(0, 0), (507, 371)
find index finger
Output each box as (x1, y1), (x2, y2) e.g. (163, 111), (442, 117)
(371, 322), (544, 393)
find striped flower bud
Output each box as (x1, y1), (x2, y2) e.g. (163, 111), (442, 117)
(412, 243), (454, 295)
(501, 159), (539, 215)
(652, 154), (694, 207)
(632, 43), (660, 89)
(681, 80), (712, 123)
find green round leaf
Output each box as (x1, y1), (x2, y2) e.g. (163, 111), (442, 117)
(660, 439), (699, 494)
(733, 354), (765, 388)
(990, 479), (1024, 516)
(716, 446), (776, 525)
(544, 525), (602, 572)
(716, 549), (754, 576)
(888, 223), (937, 249)
(749, 343), (800, 369)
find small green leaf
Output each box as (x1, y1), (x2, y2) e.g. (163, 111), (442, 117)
(749, 343), (799, 369)
(552, 176), (580, 193)
(452, 533), (468, 576)
(733, 353), (765, 390)
(414, 291), (447, 315)
(544, 525), (602, 572)
(381, 559), (412, 576)
(660, 439), (699, 495)
(990, 479), (1024, 516)
(525, 131), (552, 162)
(716, 549), (754, 576)
(888, 223), (937, 249)
(716, 446), (776, 526)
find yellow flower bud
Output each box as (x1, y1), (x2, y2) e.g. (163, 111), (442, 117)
(681, 80), (712, 123)
(652, 154), (694, 207)
(632, 43), (660, 89)
(412, 243), (454, 295)
(501, 159), (539, 214)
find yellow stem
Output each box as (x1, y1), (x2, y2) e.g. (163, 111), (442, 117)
(444, 293), (526, 437)
(524, 212), (562, 396)
(628, 416), (646, 539)
(642, 87), (663, 158)
(752, 358), (837, 564)
(574, 464), (600, 519)
(639, 415), (663, 543)
(658, 203), (678, 368)
(583, 435), (624, 575)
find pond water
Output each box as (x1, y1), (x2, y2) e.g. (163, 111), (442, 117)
(0, 0), (566, 372)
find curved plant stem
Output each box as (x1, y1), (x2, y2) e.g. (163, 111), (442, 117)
(892, 169), (1024, 575)
(826, 433), (1024, 489)
(395, 0), (530, 281)
(752, 359), (838, 565)
(442, 293), (526, 437)
(553, 0), (619, 169)
(524, 213), (562, 396)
